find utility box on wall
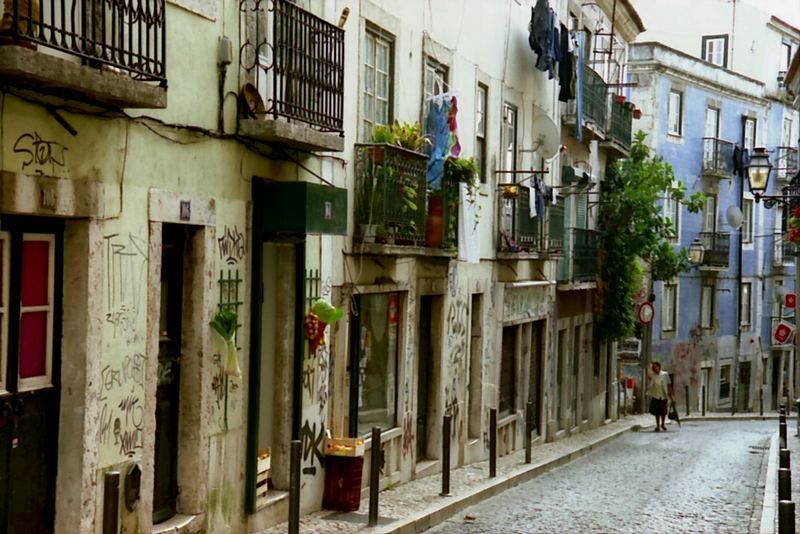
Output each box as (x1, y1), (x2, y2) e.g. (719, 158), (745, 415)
(257, 180), (347, 236)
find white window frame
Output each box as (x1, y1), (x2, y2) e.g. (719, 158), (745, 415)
(18, 233), (55, 391)
(740, 281), (753, 329)
(744, 117), (757, 151)
(702, 35), (728, 67)
(501, 102), (518, 180)
(742, 198), (754, 245)
(361, 26), (394, 141)
(667, 90), (683, 136)
(476, 83), (488, 184)
(0, 232), (8, 394)
(719, 363), (732, 400)
(700, 283), (714, 329)
(663, 193), (680, 243)
(662, 283), (677, 332)
(781, 42), (792, 74)
(703, 195), (717, 233)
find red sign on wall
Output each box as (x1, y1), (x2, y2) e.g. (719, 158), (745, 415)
(785, 293), (796, 309)
(774, 321), (795, 345)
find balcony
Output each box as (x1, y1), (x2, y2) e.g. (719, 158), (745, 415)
(238, 0), (344, 152)
(0, 0), (166, 108)
(497, 187), (564, 257)
(354, 144), (458, 254)
(558, 228), (598, 285)
(699, 231), (730, 269)
(773, 233), (796, 269)
(600, 100), (633, 156)
(776, 147), (799, 182)
(562, 66), (607, 139)
(701, 138), (735, 178)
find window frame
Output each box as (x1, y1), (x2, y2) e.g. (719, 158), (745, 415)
(422, 56), (449, 127)
(703, 194), (718, 233)
(719, 363), (731, 400)
(743, 117), (757, 152)
(781, 42), (792, 74)
(740, 281), (753, 328)
(742, 198), (754, 244)
(661, 283), (677, 332)
(663, 193), (680, 244)
(475, 83), (488, 184)
(701, 34), (729, 68)
(700, 282), (714, 329)
(667, 90), (683, 136)
(501, 102), (518, 181)
(361, 25), (395, 141)
(18, 233), (55, 391)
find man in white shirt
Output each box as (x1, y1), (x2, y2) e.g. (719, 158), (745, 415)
(647, 361), (674, 431)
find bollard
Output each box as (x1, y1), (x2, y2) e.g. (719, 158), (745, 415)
(525, 402), (533, 464)
(779, 468), (792, 501)
(781, 448), (791, 470)
(617, 384), (621, 419)
(779, 500), (796, 534)
(368, 427), (382, 526)
(685, 385), (690, 417)
(702, 386), (706, 416)
(289, 440), (301, 534)
(440, 416), (451, 496)
(731, 387), (737, 415)
(623, 388), (628, 417)
(489, 408), (497, 478)
(782, 422), (789, 449)
(760, 389), (764, 417)
(102, 471), (120, 534)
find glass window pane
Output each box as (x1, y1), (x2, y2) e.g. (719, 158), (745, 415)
(377, 41), (389, 72)
(21, 240), (50, 307)
(357, 293), (399, 435)
(19, 311), (48, 379)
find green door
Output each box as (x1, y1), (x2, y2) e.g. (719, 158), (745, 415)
(152, 225), (184, 524)
(0, 218), (63, 534)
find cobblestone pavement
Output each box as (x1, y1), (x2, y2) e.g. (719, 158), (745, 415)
(429, 421), (774, 534)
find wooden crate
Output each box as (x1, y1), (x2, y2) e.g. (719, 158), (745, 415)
(255, 449), (271, 508)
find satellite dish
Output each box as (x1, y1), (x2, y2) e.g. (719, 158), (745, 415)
(726, 205), (743, 230)
(532, 107), (560, 160)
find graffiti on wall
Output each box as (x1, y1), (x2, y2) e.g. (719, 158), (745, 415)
(104, 233), (148, 338)
(300, 420), (325, 476)
(217, 225), (245, 265)
(95, 353), (146, 458)
(13, 131), (68, 175)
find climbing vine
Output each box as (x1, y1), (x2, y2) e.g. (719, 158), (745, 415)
(596, 131), (706, 342)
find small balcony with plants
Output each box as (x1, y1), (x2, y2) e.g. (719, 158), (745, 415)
(0, 0), (166, 107)
(562, 66), (607, 140)
(697, 231), (730, 270)
(701, 138), (735, 178)
(776, 146), (799, 183)
(354, 122), (475, 255)
(497, 186), (564, 258)
(772, 233), (796, 270)
(557, 228), (598, 285)
(601, 97), (633, 156)
(238, 0), (344, 151)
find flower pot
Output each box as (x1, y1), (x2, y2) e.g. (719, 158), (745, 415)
(633, 109), (642, 119)
(501, 184), (519, 199)
(425, 195), (444, 248)
(614, 94), (626, 105)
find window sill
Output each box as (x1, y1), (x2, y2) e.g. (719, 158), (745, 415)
(152, 513), (204, 534)
(255, 489), (289, 512)
(666, 133), (684, 144)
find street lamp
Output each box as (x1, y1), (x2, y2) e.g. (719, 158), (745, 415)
(746, 147), (800, 209)
(688, 237), (705, 264)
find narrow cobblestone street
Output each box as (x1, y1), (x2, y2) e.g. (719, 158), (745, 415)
(429, 421), (774, 534)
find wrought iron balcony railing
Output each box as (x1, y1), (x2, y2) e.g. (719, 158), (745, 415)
(701, 138), (735, 178)
(558, 228), (598, 283)
(699, 231), (730, 268)
(240, 0), (344, 133)
(497, 187), (565, 254)
(773, 233), (796, 267)
(583, 67), (607, 133)
(606, 100), (632, 153)
(1, 0), (166, 83)
(776, 146), (799, 181)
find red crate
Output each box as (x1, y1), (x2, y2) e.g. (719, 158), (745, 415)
(322, 455), (364, 512)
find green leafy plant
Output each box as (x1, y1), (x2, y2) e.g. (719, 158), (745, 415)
(210, 307), (241, 377)
(596, 131), (705, 342)
(371, 121), (427, 152)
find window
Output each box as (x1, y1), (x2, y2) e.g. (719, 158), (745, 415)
(742, 198), (753, 244)
(743, 117), (757, 151)
(702, 35), (728, 67)
(740, 282), (752, 328)
(719, 363), (731, 400)
(499, 325), (517, 416)
(700, 283), (714, 329)
(475, 84), (488, 184)
(423, 58), (448, 126)
(667, 90), (683, 136)
(362, 27), (394, 141)
(703, 194), (717, 232)
(501, 103), (518, 180)
(781, 42), (793, 74)
(664, 194), (680, 243)
(772, 279), (784, 335)
(662, 283), (677, 332)
(19, 234), (55, 390)
(352, 293), (400, 435)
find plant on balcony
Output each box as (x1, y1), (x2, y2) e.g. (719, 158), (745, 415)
(787, 207), (800, 246)
(371, 121), (428, 152)
(444, 156), (481, 235)
(596, 131), (706, 342)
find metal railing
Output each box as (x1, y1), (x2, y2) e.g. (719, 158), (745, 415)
(1, 0), (166, 83)
(776, 147), (799, 181)
(774, 233), (797, 267)
(498, 187), (544, 252)
(606, 100), (632, 152)
(701, 138), (735, 177)
(558, 228), (597, 282)
(699, 231), (730, 267)
(548, 203), (565, 251)
(583, 67), (607, 133)
(239, 0), (344, 133)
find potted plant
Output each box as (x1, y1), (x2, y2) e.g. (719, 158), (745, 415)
(614, 94), (626, 105)
(633, 108), (643, 119)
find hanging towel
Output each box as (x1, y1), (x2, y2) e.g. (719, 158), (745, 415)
(529, 183), (538, 218)
(537, 189), (546, 217)
(426, 98), (452, 190)
(551, 186), (557, 205)
(574, 32), (584, 141)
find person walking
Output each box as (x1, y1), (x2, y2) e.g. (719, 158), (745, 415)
(647, 361), (674, 431)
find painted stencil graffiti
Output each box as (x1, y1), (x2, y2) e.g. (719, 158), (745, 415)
(104, 233), (148, 338)
(13, 131), (67, 175)
(217, 225), (245, 265)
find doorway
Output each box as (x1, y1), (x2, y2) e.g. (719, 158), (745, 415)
(556, 329), (566, 431)
(152, 224), (185, 523)
(571, 325), (581, 428)
(417, 295), (441, 460)
(738, 361), (751, 411)
(0, 218), (63, 534)
(527, 321), (543, 434)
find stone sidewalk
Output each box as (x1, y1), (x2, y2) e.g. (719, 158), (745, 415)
(257, 415), (651, 534)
